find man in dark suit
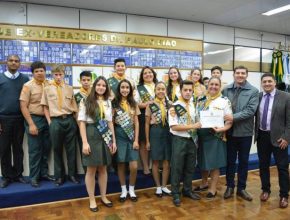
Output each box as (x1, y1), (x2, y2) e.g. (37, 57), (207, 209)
(255, 73), (290, 208)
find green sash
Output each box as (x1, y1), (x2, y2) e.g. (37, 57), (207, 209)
(174, 103), (197, 140)
(74, 92), (85, 105)
(115, 107), (135, 141)
(137, 85), (154, 103)
(108, 77), (119, 95)
(95, 114), (113, 149)
(149, 103), (166, 125)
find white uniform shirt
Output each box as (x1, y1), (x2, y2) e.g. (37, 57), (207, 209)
(78, 99), (112, 123)
(168, 100), (196, 138)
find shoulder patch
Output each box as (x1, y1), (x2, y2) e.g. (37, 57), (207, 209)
(169, 107), (176, 117)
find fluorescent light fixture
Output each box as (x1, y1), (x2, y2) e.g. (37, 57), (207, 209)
(262, 4), (290, 16)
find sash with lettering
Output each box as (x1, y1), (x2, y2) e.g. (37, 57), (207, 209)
(137, 85), (154, 103)
(149, 102), (167, 125)
(174, 103), (197, 140)
(95, 112), (113, 149)
(108, 77), (119, 95)
(115, 107), (135, 141)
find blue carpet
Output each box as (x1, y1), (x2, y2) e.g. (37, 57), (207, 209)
(0, 151), (289, 208)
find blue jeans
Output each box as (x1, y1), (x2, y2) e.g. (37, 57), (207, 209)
(226, 136), (252, 191)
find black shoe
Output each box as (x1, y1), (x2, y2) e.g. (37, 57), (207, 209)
(173, 195), (181, 207)
(206, 192), (217, 199)
(237, 190), (253, 201)
(89, 206), (99, 212)
(31, 180), (40, 188)
(15, 176), (28, 184)
(55, 178), (64, 186)
(193, 185), (209, 192)
(101, 199), (113, 208)
(182, 192), (201, 200)
(68, 176), (80, 184)
(0, 178), (11, 188)
(119, 195), (127, 202)
(224, 187), (234, 199)
(155, 193), (163, 198)
(41, 175), (56, 182)
(129, 194), (138, 202)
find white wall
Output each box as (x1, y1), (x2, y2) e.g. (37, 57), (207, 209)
(1, 2), (287, 176)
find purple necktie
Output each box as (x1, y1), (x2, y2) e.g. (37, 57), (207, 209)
(261, 93), (270, 130)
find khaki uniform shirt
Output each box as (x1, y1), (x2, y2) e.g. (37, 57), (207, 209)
(19, 79), (50, 116)
(41, 82), (78, 117)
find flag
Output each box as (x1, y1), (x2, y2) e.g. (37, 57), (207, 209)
(282, 53), (289, 83)
(275, 50), (284, 83)
(270, 51), (277, 75)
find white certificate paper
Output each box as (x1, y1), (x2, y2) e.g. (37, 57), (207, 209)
(200, 110), (224, 128)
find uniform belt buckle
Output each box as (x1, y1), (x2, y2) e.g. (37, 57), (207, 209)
(61, 115), (68, 119)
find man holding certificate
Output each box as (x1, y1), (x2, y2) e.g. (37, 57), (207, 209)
(168, 80), (202, 207)
(222, 66), (259, 201)
(196, 77), (233, 199)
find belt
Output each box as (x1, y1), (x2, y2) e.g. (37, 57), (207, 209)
(52, 114), (73, 119)
(259, 129), (270, 133)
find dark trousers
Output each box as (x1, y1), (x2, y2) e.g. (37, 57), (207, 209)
(257, 130), (289, 198)
(226, 135), (252, 191)
(25, 115), (51, 181)
(171, 135), (197, 196)
(0, 117), (24, 180)
(49, 115), (77, 179)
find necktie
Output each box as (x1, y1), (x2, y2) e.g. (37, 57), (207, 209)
(231, 87), (241, 112)
(261, 93), (270, 130)
(11, 74), (16, 79)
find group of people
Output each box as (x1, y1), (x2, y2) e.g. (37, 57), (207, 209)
(0, 55), (289, 211)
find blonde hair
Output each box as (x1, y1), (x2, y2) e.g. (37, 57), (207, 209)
(51, 64), (65, 74)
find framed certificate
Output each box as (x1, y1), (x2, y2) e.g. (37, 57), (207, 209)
(200, 110), (224, 128)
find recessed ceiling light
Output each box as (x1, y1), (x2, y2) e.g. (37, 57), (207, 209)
(262, 4), (290, 16)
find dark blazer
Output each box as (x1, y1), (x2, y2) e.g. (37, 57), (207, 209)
(255, 89), (290, 147)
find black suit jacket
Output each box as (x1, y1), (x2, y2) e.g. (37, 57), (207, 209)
(255, 90), (290, 147)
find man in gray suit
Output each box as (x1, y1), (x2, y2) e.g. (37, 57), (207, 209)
(255, 73), (290, 208)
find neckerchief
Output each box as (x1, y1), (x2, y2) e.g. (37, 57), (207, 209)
(171, 82), (179, 102)
(113, 73), (125, 81)
(120, 98), (130, 113)
(204, 92), (222, 110)
(79, 87), (90, 97)
(144, 82), (155, 95)
(98, 97), (105, 119)
(51, 80), (64, 110)
(154, 97), (166, 126)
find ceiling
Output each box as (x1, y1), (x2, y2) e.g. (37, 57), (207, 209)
(7, 0), (290, 35)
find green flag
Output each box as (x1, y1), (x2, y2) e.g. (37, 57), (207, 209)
(271, 52), (277, 75)
(275, 50), (284, 83)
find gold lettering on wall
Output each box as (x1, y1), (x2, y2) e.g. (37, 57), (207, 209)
(0, 24), (202, 51)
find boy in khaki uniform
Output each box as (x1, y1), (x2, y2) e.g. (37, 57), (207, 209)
(20, 61), (55, 187)
(41, 64), (79, 186)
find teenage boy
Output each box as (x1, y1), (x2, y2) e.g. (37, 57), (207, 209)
(20, 61), (55, 187)
(41, 64), (79, 186)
